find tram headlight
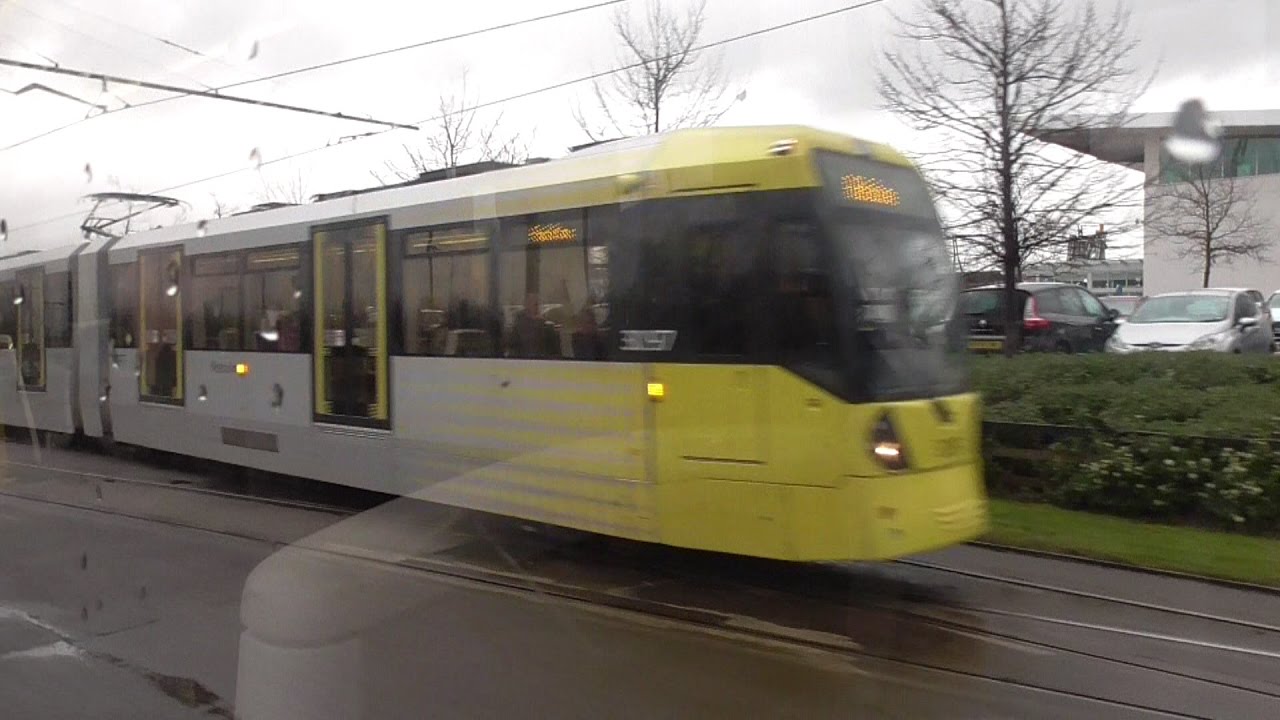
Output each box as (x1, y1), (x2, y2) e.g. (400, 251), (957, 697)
(871, 414), (908, 471)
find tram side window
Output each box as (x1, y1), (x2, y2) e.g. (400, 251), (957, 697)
(499, 212), (595, 359)
(685, 222), (753, 357)
(45, 272), (72, 348)
(140, 249), (182, 401)
(16, 268), (45, 388)
(189, 253), (243, 351)
(109, 262), (137, 348)
(244, 247), (304, 352)
(0, 282), (15, 350)
(402, 227), (495, 357)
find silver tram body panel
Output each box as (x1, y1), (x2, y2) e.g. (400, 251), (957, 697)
(8, 143), (665, 535)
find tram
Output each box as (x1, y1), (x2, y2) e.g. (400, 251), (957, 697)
(0, 125), (986, 560)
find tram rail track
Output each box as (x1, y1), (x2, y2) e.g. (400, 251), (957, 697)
(2, 447), (1277, 717)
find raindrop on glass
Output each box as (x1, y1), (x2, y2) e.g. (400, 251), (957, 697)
(249, 147), (262, 170)
(83, 163), (93, 183)
(0, 219), (7, 242)
(247, 39), (260, 61)
(196, 219), (208, 238)
(79, 553), (87, 570)
(1165, 99), (1222, 165)
(95, 483), (103, 501)
(80, 606), (88, 621)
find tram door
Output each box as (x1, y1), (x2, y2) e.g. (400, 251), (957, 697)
(312, 219), (389, 426)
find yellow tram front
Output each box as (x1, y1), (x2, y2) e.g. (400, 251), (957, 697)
(612, 129), (988, 561)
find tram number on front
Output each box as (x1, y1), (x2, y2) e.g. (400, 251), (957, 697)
(620, 330), (678, 352)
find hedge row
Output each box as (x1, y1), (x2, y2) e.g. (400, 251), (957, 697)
(975, 353), (1280, 534)
(972, 352), (1280, 438)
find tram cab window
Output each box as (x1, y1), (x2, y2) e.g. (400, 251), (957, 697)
(402, 227), (494, 357)
(244, 247), (304, 353)
(45, 271), (72, 348)
(140, 248), (182, 401)
(499, 212), (601, 360)
(189, 252), (243, 351)
(109, 262), (137, 348)
(15, 268), (45, 388)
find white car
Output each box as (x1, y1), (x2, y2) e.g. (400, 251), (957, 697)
(1105, 289), (1272, 354)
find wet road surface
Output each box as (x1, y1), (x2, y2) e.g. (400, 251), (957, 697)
(1, 441), (1277, 718)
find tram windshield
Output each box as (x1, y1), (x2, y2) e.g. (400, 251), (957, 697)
(814, 153), (967, 401)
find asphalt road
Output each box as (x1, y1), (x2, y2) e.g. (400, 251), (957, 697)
(1, 444), (1277, 719)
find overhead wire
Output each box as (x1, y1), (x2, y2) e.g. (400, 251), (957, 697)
(0, 56), (420, 129)
(12, 0), (892, 233)
(8, 0), (219, 89)
(43, 0), (212, 60)
(0, 0), (626, 153)
(153, 0), (891, 196)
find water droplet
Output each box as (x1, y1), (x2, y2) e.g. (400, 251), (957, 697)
(0, 219), (7, 242)
(196, 219), (208, 238)
(95, 598), (103, 611)
(247, 40), (260, 61)
(736, 89), (747, 102)
(1165, 99), (1223, 164)
(138, 585), (147, 600)
(80, 606), (88, 621)
(80, 552), (87, 570)
(95, 483), (103, 501)
(248, 147), (262, 170)
(83, 163), (93, 183)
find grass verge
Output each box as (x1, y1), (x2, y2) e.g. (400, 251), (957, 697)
(984, 499), (1280, 588)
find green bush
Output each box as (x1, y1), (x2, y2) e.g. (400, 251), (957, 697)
(1038, 436), (1280, 532)
(973, 353), (1280, 438)
(975, 353), (1280, 534)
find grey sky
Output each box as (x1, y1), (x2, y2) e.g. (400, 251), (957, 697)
(1, 0), (1278, 252)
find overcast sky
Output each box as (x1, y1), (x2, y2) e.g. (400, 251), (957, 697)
(1, 0), (1278, 255)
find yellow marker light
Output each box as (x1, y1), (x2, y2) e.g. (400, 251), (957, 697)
(235, 363), (250, 376)
(646, 382), (665, 400)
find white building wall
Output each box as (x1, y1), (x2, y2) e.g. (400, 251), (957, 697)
(1143, 171), (1280, 296)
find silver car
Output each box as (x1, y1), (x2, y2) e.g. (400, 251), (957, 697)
(1105, 288), (1271, 354)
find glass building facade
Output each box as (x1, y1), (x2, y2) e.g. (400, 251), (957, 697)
(1160, 136), (1280, 183)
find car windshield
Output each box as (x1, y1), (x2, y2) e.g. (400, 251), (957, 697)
(1270, 294), (1280, 311)
(1102, 296), (1139, 315)
(1127, 295), (1230, 323)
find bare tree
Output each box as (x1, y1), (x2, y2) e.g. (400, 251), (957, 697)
(257, 169), (311, 205)
(375, 73), (529, 183)
(879, 0), (1148, 355)
(209, 193), (236, 219)
(574, 0), (735, 140)
(1147, 165), (1267, 288)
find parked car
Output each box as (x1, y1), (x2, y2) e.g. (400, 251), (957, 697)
(1219, 287), (1274, 351)
(1105, 288), (1271, 354)
(959, 282), (1119, 354)
(1101, 294), (1143, 319)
